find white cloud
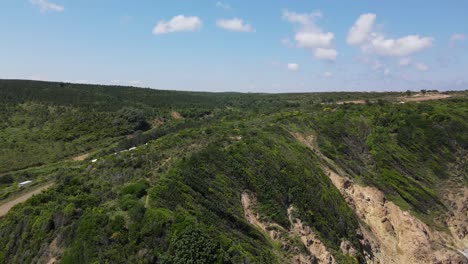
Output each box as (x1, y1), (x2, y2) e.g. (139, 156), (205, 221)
(153, 15), (202, 35)
(451, 33), (466, 41)
(282, 10), (337, 61)
(365, 34), (433, 57)
(348, 13), (433, 57)
(347, 13), (376, 45)
(111, 80), (120, 84)
(414, 62), (429, 71)
(314, 48), (337, 61)
(216, 18), (254, 32)
(384, 68), (390, 76)
(30, 0), (64, 12)
(295, 31), (334, 48)
(287, 63), (299, 71)
(216, 1), (232, 10)
(399, 57), (412, 66)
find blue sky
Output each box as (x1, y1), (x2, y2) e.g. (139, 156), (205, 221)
(1, 0), (467, 92)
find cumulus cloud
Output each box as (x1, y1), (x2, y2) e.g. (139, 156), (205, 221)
(347, 13), (376, 45)
(348, 13), (433, 57)
(282, 10), (337, 61)
(30, 0), (64, 12)
(287, 63), (299, 71)
(295, 31), (334, 48)
(153, 15), (202, 35)
(216, 1), (232, 10)
(216, 18), (254, 32)
(314, 48), (337, 61)
(365, 34), (433, 57)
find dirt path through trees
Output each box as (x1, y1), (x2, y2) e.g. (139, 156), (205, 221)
(0, 183), (53, 217)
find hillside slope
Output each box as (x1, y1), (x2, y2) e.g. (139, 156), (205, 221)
(0, 80), (467, 263)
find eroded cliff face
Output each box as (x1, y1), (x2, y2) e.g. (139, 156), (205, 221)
(325, 167), (465, 264)
(442, 153), (468, 257)
(241, 192), (337, 264)
(292, 133), (467, 264)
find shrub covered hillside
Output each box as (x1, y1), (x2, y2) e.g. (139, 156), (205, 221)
(0, 80), (467, 263)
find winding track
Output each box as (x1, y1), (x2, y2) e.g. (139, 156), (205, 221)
(0, 183), (53, 217)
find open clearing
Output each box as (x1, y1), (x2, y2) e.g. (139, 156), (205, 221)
(398, 93), (452, 102)
(0, 183), (54, 217)
(333, 93), (453, 105)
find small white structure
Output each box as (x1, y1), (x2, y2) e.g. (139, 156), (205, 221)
(18, 180), (33, 188)
(129, 147), (137, 151)
(91, 159), (98, 163)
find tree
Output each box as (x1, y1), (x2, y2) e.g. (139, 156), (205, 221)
(405, 90), (412, 97)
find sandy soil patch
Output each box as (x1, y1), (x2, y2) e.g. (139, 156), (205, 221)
(0, 183), (54, 217)
(171, 111), (183, 120)
(71, 153), (89, 161)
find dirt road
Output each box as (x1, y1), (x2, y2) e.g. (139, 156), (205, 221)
(0, 183), (54, 217)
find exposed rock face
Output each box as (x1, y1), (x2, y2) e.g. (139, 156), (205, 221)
(442, 153), (468, 255)
(326, 167), (466, 264)
(241, 192), (336, 264)
(287, 206), (336, 264)
(292, 132), (468, 264)
(340, 240), (357, 257)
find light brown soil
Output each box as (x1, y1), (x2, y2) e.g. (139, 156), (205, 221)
(325, 167), (465, 264)
(151, 117), (165, 128)
(0, 183), (54, 217)
(441, 152), (468, 255)
(398, 93), (452, 102)
(241, 192), (339, 263)
(171, 111), (183, 120)
(288, 206), (336, 264)
(71, 153), (89, 161)
(241, 192), (314, 263)
(46, 237), (63, 264)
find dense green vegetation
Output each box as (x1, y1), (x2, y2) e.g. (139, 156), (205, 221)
(0, 80), (466, 263)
